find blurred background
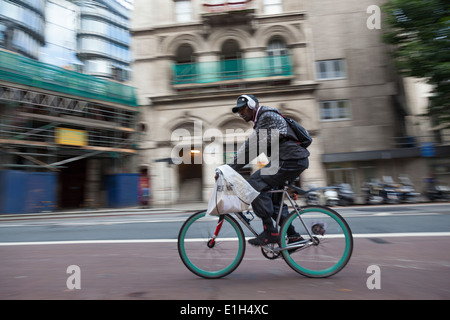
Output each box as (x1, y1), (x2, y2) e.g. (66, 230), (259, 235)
(1, 0), (449, 213)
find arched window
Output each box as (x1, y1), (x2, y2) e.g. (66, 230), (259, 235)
(175, 43), (195, 64)
(267, 38), (288, 75)
(174, 43), (196, 84)
(220, 39), (242, 80)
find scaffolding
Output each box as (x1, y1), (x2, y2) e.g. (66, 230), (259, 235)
(0, 84), (138, 171)
(0, 50), (140, 212)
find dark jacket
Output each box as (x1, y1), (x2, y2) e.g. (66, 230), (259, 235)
(228, 106), (310, 172)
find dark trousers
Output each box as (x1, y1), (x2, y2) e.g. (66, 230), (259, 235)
(247, 158), (309, 232)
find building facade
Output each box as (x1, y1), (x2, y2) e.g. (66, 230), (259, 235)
(1, 0), (133, 80)
(0, 0), (46, 60)
(39, 0), (81, 69)
(0, 0), (139, 213)
(308, 0), (449, 197)
(76, 0), (133, 80)
(131, 0), (449, 205)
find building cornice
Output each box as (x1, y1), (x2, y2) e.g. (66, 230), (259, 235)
(131, 11), (308, 37)
(147, 81), (318, 106)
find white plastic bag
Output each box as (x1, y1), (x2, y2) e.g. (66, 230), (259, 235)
(206, 165), (260, 216)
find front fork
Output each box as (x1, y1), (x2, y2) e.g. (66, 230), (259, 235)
(207, 215), (224, 248)
(208, 211), (260, 249)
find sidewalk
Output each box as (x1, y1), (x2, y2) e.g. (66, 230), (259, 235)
(0, 202), (209, 219)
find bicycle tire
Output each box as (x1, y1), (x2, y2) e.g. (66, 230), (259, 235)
(280, 205), (353, 278)
(177, 210), (246, 279)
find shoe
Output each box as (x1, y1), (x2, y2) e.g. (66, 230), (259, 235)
(287, 233), (303, 244)
(248, 228), (280, 246)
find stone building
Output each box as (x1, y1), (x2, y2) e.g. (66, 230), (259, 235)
(131, 0), (448, 205)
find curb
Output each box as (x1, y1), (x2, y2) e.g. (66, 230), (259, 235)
(0, 204), (208, 220)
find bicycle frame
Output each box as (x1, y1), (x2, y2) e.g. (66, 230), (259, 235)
(230, 185), (318, 254)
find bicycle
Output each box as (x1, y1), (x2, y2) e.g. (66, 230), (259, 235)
(177, 184), (353, 279)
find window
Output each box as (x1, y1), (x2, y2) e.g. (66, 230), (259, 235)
(221, 39), (242, 80)
(175, 0), (192, 22)
(264, 0), (282, 14)
(320, 100), (351, 121)
(316, 59), (346, 80)
(174, 44), (196, 83)
(326, 166), (357, 191)
(267, 38), (288, 56)
(267, 38), (288, 74)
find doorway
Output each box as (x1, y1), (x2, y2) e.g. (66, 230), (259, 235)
(59, 158), (87, 208)
(178, 149), (203, 202)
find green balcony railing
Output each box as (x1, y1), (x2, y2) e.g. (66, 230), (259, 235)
(0, 49), (137, 106)
(173, 55), (293, 85)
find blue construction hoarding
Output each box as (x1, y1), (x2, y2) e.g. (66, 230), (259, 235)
(0, 170), (139, 214)
(0, 170), (57, 214)
(106, 173), (139, 208)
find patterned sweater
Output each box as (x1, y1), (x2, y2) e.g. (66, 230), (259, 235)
(228, 106), (310, 172)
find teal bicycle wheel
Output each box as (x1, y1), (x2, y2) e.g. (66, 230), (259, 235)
(280, 206), (353, 278)
(178, 210), (246, 279)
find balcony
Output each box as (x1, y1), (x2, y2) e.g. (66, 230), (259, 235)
(172, 55), (293, 87)
(0, 49), (137, 106)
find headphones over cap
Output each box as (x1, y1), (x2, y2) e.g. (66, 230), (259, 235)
(240, 95), (257, 109)
(232, 94), (259, 113)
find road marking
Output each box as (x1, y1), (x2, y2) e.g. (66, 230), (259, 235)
(0, 239), (179, 246)
(0, 232), (450, 246)
(0, 218), (189, 227)
(352, 232), (450, 238)
(374, 212), (392, 216)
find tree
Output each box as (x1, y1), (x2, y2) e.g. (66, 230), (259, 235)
(383, 0), (450, 126)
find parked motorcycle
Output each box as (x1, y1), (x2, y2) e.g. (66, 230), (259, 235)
(361, 180), (384, 205)
(380, 176), (400, 204)
(425, 178), (450, 201)
(336, 183), (355, 206)
(306, 184), (320, 205)
(324, 187), (339, 207)
(397, 176), (421, 203)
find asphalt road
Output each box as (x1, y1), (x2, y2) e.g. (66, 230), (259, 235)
(1, 203), (449, 301)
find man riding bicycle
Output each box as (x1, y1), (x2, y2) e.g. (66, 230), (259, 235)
(218, 94), (310, 246)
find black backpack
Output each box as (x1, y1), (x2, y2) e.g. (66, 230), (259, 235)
(260, 109), (312, 148)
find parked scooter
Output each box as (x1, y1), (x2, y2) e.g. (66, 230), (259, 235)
(336, 183), (355, 206)
(425, 177), (450, 201)
(361, 180), (384, 205)
(397, 176), (421, 203)
(324, 187), (339, 207)
(306, 184), (320, 205)
(380, 176), (400, 204)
